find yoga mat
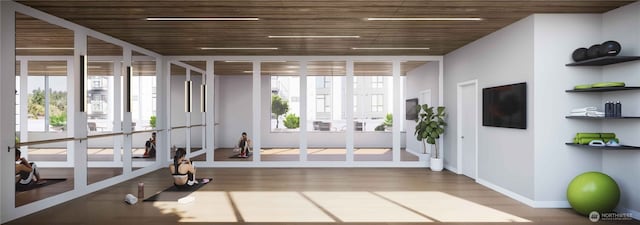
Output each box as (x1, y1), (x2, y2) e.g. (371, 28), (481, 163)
(229, 153), (252, 158)
(143, 178), (211, 202)
(132, 156), (154, 159)
(15, 178), (67, 192)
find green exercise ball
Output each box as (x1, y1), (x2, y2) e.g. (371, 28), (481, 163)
(567, 172), (620, 216)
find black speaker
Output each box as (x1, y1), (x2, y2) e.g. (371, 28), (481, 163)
(600, 40), (621, 56)
(587, 44), (601, 59)
(572, 48), (588, 62)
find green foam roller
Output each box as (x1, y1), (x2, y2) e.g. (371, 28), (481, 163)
(600, 133), (616, 138)
(576, 133), (601, 138)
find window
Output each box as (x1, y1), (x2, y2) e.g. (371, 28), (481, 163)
(316, 77), (331, 88)
(316, 94), (329, 112)
(270, 75), (300, 131)
(372, 77), (383, 88)
(353, 78), (358, 89)
(371, 94), (383, 112)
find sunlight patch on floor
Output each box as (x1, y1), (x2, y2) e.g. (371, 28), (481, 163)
(262, 148), (300, 155)
(377, 192), (531, 222)
(304, 191), (432, 222)
(231, 191), (335, 222)
(153, 191), (237, 222)
(308, 149), (347, 155)
(354, 148), (391, 155)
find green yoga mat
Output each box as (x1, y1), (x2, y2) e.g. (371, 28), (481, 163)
(592, 82), (625, 88)
(574, 84), (592, 90)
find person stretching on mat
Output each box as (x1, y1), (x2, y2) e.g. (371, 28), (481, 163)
(236, 132), (252, 158)
(169, 148), (198, 187)
(15, 149), (45, 185)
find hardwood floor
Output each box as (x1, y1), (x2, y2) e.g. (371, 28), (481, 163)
(7, 168), (638, 225)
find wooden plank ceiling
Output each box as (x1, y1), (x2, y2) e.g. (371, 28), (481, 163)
(15, 0), (635, 57)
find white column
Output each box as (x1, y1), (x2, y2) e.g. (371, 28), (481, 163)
(345, 60), (354, 162)
(122, 47), (132, 173)
(165, 60), (172, 163)
(66, 59), (75, 165)
(205, 59), (215, 162)
(0, 2), (16, 219)
(155, 56), (168, 163)
(112, 62), (122, 162)
(252, 61), (261, 161)
(392, 60), (401, 162)
(19, 61), (28, 154)
(299, 61), (308, 161)
(44, 76), (50, 132)
(73, 31), (88, 188)
(438, 59), (444, 162)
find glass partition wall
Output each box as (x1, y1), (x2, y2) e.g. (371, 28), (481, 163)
(353, 62), (394, 162)
(263, 61), (300, 161)
(212, 61), (254, 162)
(307, 61), (347, 161)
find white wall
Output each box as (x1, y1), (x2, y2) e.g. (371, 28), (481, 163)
(601, 1), (640, 215)
(405, 62), (440, 154)
(170, 74), (204, 148)
(216, 75), (253, 148)
(444, 16), (536, 199)
(532, 14), (604, 203)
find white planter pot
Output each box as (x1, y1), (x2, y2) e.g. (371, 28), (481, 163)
(430, 158), (444, 171)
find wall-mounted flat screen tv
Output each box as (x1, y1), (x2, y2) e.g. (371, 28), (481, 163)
(482, 82), (527, 129)
(406, 98), (419, 120)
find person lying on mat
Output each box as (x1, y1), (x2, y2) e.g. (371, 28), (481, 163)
(15, 149), (45, 185)
(169, 148), (198, 187)
(143, 132), (156, 158)
(236, 132), (252, 158)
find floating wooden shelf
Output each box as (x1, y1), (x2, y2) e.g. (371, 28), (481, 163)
(566, 116), (640, 119)
(566, 56), (640, 66)
(565, 143), (640, 150)
(566, 86), (640, 92)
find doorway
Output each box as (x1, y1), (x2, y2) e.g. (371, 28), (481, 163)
(457, 80), (478, 179)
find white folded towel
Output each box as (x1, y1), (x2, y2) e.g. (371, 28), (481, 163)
(570, 111), (604, 117)
(571, 107), (598, 113)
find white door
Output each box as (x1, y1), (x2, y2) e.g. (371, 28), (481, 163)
(460, 83), (477, 179)
(419, 90), (431, 106)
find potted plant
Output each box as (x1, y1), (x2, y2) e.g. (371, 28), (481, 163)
(414, 104), (447, 171)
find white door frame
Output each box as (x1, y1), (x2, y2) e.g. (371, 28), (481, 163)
(456, 79), (478, 179)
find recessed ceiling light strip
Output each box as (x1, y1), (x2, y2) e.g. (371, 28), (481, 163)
(200, 47), (278, 50)
(147, 17), (259, 21)
(268, 35), (360, 38)
(367, 17), (482, 21)
(352, 47), (430, 50)
(16, 47), (74, 50)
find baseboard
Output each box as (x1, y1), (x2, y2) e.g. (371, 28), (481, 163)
(476, 178), (570, 208)
(444, 165), (459, 174)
